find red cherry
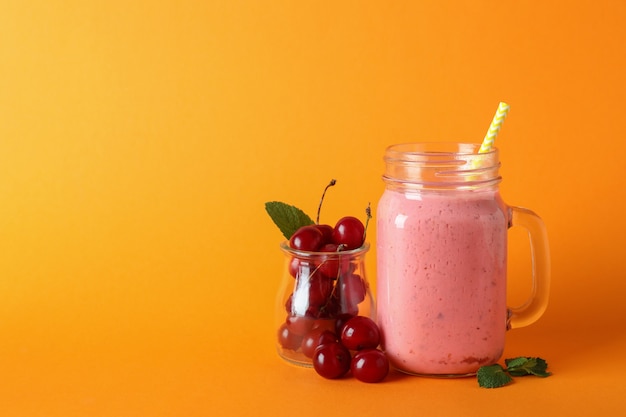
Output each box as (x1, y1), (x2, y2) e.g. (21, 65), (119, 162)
(288, 257), (316, 279)
(306, 274), (334, 307)
(318, 243), (341, 278)
(290, 271), (333, 315)
(315, 295), (340, 319)
(277, 322), (303, 351)
(285, 315), (316, 336)
(314, 224), (334, 245)
(334, 313), (356, 335)
(290, 225), (324, 251)
(312, 342), (351, 379)
(319, 243), (340, 253)
(340, 316), (381, 351)
(332, 216), (365, 250)
(288, 257), (299, 278)
(301, 328), (337, 358)
(338, 273), (367, 310)
(311, 318), (337, 333)
(329, 292), (359, 317)
(351, 349), (389, 383)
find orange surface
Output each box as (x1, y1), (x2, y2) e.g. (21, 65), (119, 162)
(1, 1), (625, 416)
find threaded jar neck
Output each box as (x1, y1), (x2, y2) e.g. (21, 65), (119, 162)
(382, 142), (501, 191)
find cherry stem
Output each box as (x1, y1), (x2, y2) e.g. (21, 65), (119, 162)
(316, 179), (336, 224)
(363, 202), (372, 241)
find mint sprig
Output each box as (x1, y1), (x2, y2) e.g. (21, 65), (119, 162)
(477, 356), (552, 388)
(265, 201), (315, 240)
(505, 357), (551, 377)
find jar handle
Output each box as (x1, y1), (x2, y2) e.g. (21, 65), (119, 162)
(507, 206), (551, 329)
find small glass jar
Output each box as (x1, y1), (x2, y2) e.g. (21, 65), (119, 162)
(275, 241), (375, 367)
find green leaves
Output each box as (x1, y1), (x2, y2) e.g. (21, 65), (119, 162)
(265, 201), (314, 240)
(477, 357), (552, 388)
(477, 364), (513, 388)
(505, 357), (551, 377)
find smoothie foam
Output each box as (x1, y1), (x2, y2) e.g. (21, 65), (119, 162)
(376, 188), (508, 375)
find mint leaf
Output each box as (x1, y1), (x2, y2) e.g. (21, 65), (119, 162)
(506, 357), (551, 378)
(265, 201), (315, 240)
(504, 356), (530, 370)
(477, 364), (513, 388)
(478, 357), (552, 388)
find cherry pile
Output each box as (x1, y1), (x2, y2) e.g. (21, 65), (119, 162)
(314, 316), (389, 382)
(284, 217), (368, 318)
(280, 314), (389, 382)
(278, 218), (370, 349)
(271, 180), (389, 382)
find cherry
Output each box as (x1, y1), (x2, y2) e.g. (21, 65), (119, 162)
(324, 292), (358, 317)
(290, 269), (331, 316)
(334, 313), (356, 335)
(290, 225), (324, 251)
(305, 274), (334, 307)
(288, 257), (300, 278)
(314, 295), (340, 319)
(277, 322), (303, 351)
(290, 271), (333, 316)
(288, 257), (316, 279)
(301, 328), (337, 358)
(340, 316), (381, 351)
(332, 216), (365, 250)
(332, 293), (359, 317)
(318, 243), (342, 278)
(351, 349), (389, 383)
(285, 315), (315, 336)
(311, 318), (337, 333)
(314, 224), (334, 245)
(338, 273), (367, 309)
(312, 341), (351, 379)
(319, 242), (340, 252)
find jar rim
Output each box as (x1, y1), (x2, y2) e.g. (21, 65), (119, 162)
(279, 241), (370, 257)
(384, 142), (498, 160)
(382, 142), (501, 189)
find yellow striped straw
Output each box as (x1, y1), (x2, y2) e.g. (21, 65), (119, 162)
(479, 102), (510, 153)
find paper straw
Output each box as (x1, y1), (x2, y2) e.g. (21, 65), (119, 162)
(479, 102), (510, 153)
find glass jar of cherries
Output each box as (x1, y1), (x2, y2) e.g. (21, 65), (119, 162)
(274, 222), (375, 367)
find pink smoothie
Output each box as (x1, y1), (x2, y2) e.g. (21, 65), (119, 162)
(376, 188), (508, 375)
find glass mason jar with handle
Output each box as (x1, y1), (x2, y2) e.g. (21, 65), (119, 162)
(376, 142), (550, 376)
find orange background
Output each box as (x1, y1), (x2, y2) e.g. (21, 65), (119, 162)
(1, 1), (625, 415)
